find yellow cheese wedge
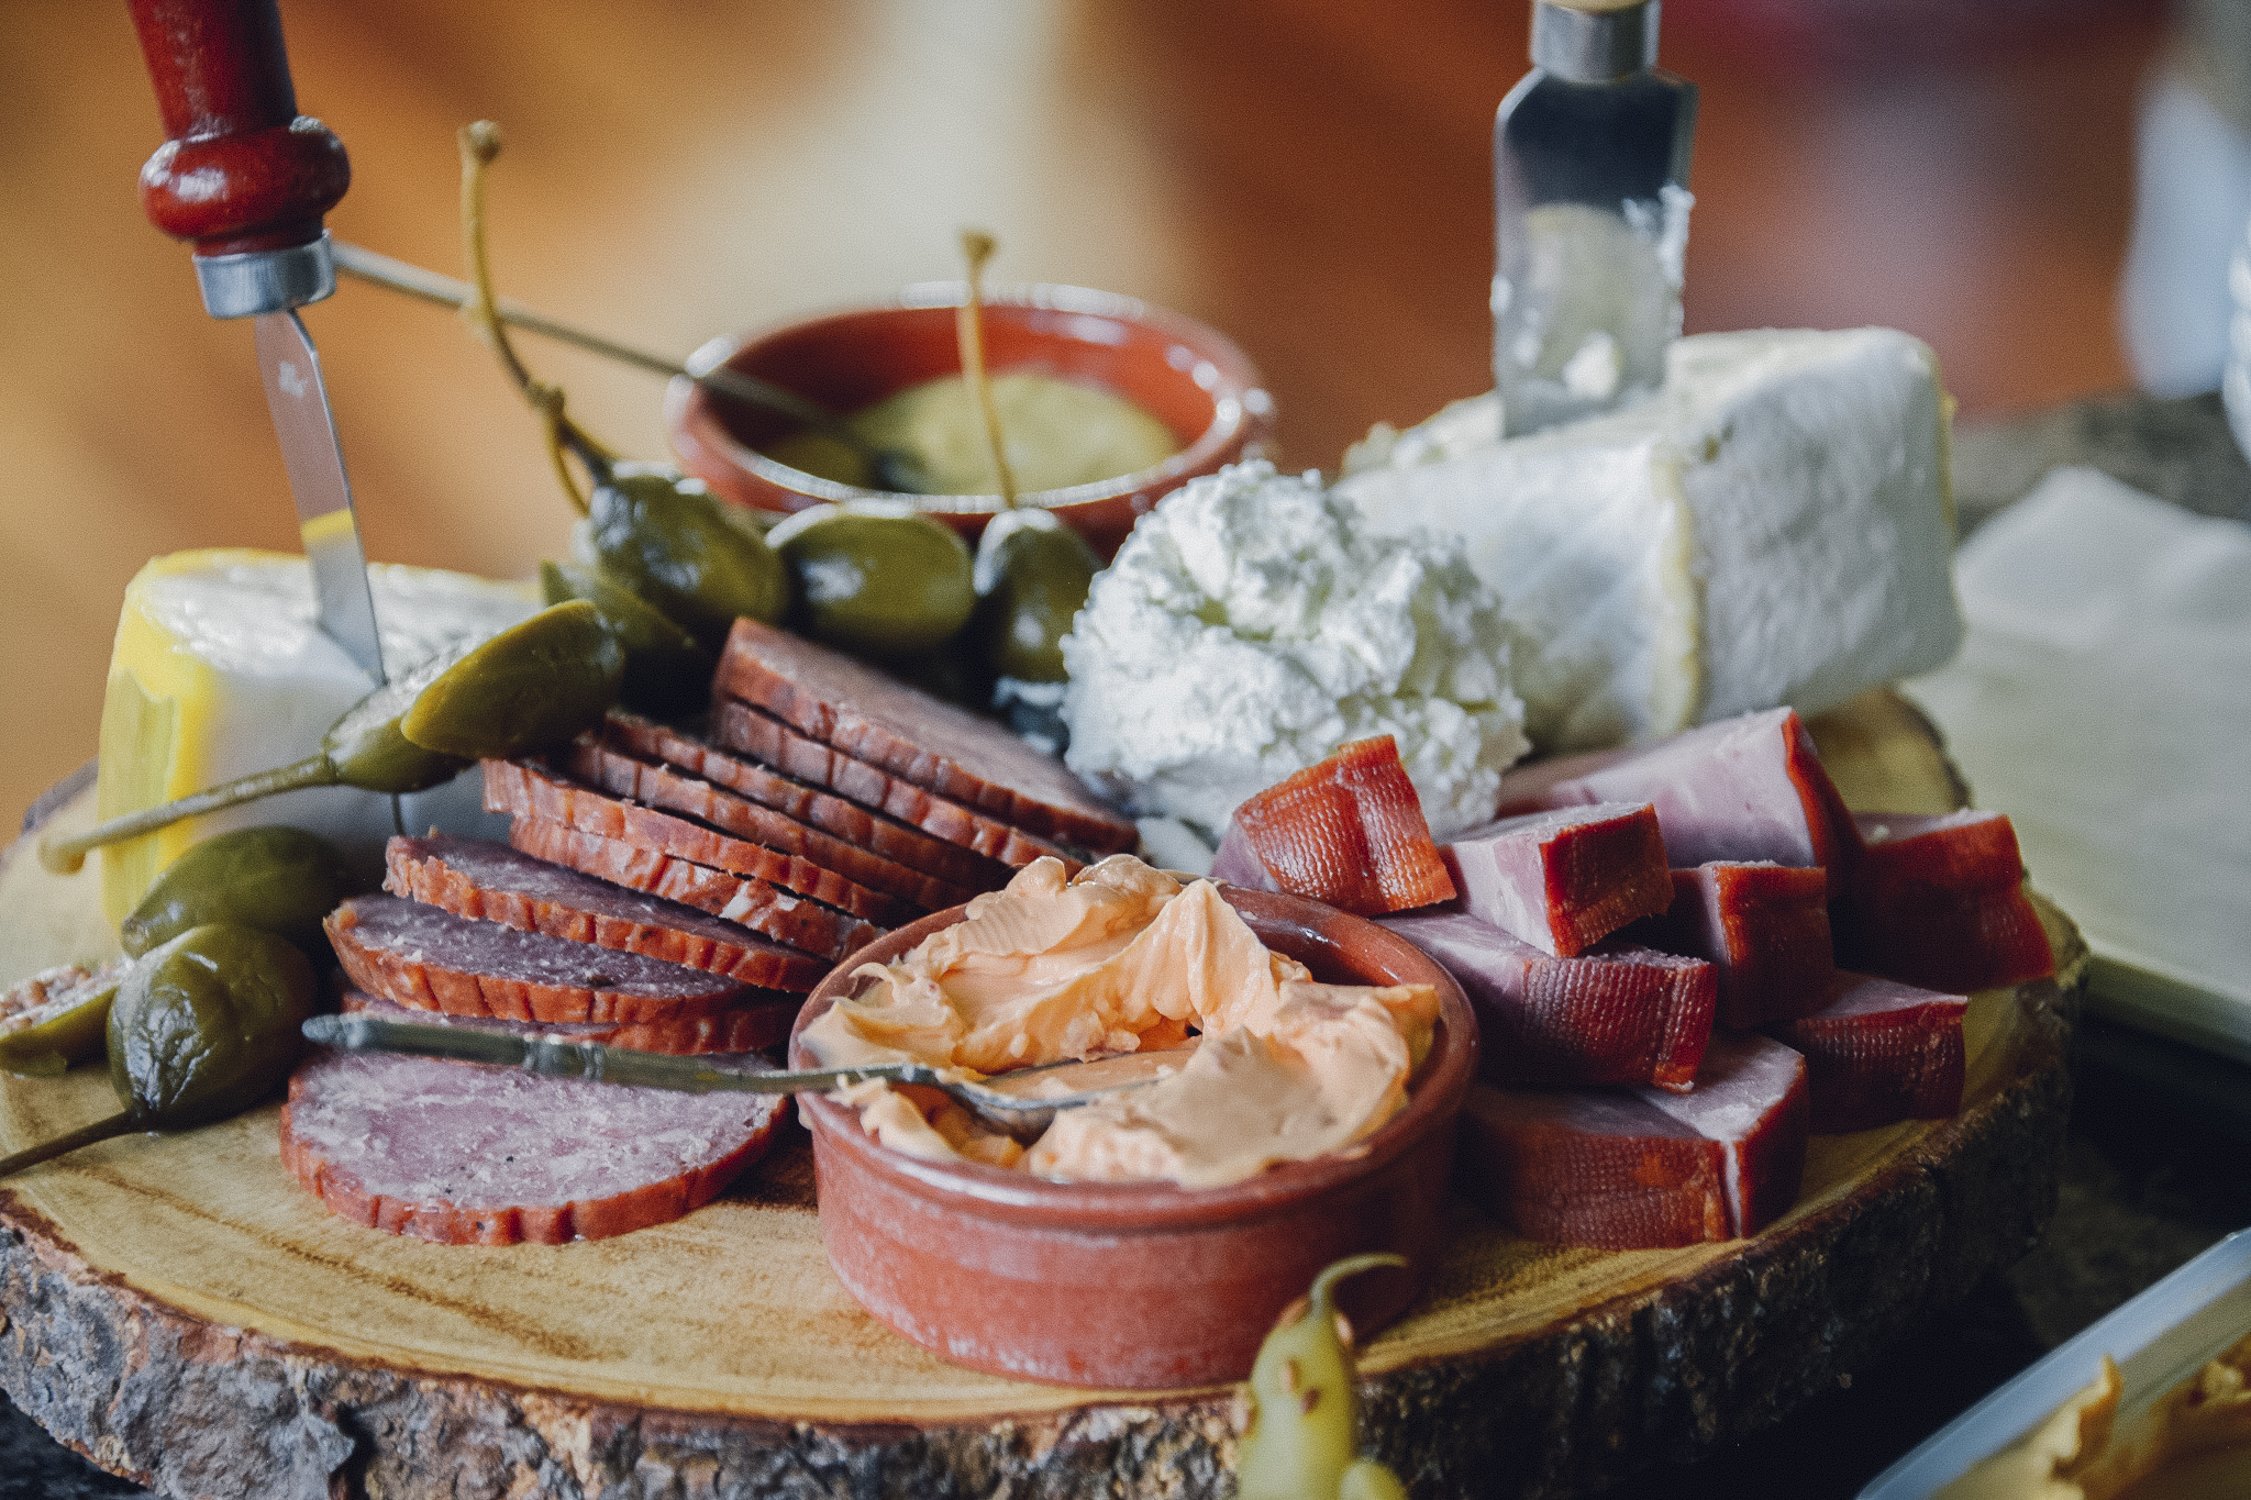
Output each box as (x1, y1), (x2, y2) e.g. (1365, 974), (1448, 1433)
(96, 549), (536, 924)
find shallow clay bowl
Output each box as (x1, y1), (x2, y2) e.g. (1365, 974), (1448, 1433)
(788, 886), (1477, 1390)
(665, 282), (1274, 558)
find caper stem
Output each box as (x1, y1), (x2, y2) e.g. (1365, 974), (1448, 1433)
(457, 121), (615, 494)
(956, 228), (1020, 509)
(37, 756), (337, 874)
(0, 1110), (139, 1181)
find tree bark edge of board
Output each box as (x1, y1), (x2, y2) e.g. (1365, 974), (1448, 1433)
(0, 943), (2078, 1500)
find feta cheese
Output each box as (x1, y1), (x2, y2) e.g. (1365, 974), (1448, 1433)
(1061, 461), (1528, 839)
(1338, 327), (1965, 751)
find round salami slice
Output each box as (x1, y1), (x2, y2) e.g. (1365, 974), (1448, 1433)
(280, 1050), (789, 1244)
(325, 895), (755, 1025)
(386, 833), (828, 993)
(339, 991), (798, 1057)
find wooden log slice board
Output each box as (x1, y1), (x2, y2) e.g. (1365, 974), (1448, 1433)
(0, 692), (2083, 1500)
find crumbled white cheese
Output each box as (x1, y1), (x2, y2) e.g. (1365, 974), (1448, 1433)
(1061, 461), (1528, 839)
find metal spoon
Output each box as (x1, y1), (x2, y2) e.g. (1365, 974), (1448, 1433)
(301, 1013), (1190, 1144)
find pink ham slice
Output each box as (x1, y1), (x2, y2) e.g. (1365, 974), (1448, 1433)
(340, 990), (799, 1056)
(1216, 737), (1458, 916)
(1385, 911), (1714, 1091)
(1440, 802), (1672, 957)
(325, 895), (755, 1026)
(385, 834), (828, 993)
(1460, 1085), (1730, 1249)
(1496, 707), (1852, 871)
(1634, 862), (1836, 1029)
(1837, 810), (2055, 993)
(1770, 971), (1967, 1133)
(280, 1050), (787, 1244)
(714, 617), (1138, 853)
(1636, 1034), (1810, 1238)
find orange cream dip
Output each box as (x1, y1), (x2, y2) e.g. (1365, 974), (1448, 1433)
(799, 854), (1440, 1188)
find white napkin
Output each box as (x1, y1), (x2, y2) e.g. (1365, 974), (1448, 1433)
(1905, 466), (2251, 1059)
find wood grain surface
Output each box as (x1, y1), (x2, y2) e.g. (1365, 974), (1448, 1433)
(0, 692), (2086, 1498)
(0, 0), (2161, 831)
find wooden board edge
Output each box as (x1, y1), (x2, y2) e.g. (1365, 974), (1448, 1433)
(0, 935), (2083, 1500)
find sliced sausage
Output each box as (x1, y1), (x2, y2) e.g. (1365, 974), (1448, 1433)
(386, 833), (827, 993)
(601, 712), (1011, 890)
(711, 700), (1080, 870)
(558, 739), (976, 913)
(509, 816), (878, 962)
(715, 617), (1137, 852)
(341, 990), (798, 1057)
(280, 1049), (788, 1244)
(325, 895), (754, 1025)
(483, 759), (907, 925)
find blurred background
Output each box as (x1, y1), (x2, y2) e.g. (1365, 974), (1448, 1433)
(0, 0), (2223, 824)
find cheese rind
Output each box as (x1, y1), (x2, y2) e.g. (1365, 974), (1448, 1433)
(97, 550), (536, 922)
(1338, 328), (1964, 751)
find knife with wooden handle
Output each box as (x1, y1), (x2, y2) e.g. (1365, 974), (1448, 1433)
(125, 0), (389, 687)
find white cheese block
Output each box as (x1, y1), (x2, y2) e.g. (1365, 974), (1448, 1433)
(1337, 327), (1965, 751)
(96, 549), (537, 922)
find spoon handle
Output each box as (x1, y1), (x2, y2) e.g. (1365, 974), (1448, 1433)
(301, 1012), (928, 1097)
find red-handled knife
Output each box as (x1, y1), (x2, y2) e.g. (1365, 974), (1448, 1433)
(126, 0), (389, 687)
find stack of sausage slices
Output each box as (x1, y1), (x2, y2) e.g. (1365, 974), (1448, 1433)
(282, 618), (1139, 1245)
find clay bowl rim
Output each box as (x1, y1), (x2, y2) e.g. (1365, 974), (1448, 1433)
(664, 280), (1273, 515)
(788, 884), (1478, 1234)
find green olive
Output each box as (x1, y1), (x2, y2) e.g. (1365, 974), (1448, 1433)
(401, 601), (627, 759)
(584, 464), (790, 645)
(768, 502), (976, 658)
(109, 924), (316, 1129)
(971, 508), (1100, 684)
(539, 561), (710, 715)
(120, 827), (355, 959)
(0, 964), (122, 1077)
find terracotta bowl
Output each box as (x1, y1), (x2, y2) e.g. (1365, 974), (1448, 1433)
(788, 887), (1478, 1390)
(665, 282), (1275, 558)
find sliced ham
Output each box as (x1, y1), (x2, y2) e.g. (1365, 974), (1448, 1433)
(483, 759), (907, 925)
(601, 712), (1011, 890)
(1385, 911), (1714, 1091)
(1220, 737), (1457, 916)
(509, 816), (878, 961)
(1441, 802), (1672, 957)
(558, 738), (976, 912)
(1460, 1085), (1730, 1249)
(386, 833), (827, 993)
(1496, 707), (1851, 871)
(1635, 862), (1835, 1029)
(280, 1050), (787, 1244)
(710, 700), (1081, 870)
(1771, 972), (1966, 1133)
(326, 895), (759, 1025)
(340, 990), (798, 1056)
(715, 617), (1137, 852)
(1837, 810), (2055, 993)
(1636, 1034), (1810, 1238)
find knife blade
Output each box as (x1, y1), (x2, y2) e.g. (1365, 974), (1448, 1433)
(252, 309), (389, 686)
